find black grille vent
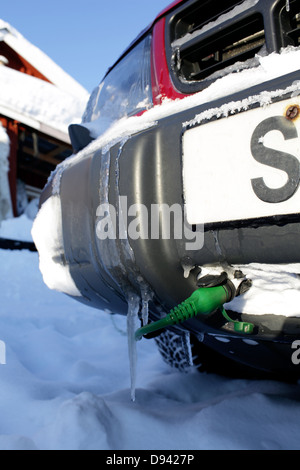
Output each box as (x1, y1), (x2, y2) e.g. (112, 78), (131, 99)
(173, 13), (265, 83)
(282, 0), (300, 46)
(171, 0), (243, 42)
(167, 0), (300, 94)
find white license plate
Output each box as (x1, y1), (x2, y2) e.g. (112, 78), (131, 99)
(182, 97), (300, 226)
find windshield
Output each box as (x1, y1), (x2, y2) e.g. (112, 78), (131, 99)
(82, 35), (153, 137)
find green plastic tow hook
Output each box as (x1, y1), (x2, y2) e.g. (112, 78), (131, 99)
(135, 282), (254, 341)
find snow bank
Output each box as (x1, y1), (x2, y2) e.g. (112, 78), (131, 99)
(0, 213), (33, 242)
(0, 231), (300, 449)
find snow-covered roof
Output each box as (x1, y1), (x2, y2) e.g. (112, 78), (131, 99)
(0, 19), (88, 99)
(0, 19), (89, 141)
(0, 65), (87, 142)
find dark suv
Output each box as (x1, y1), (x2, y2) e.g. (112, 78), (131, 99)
(33, 0), (300, 380)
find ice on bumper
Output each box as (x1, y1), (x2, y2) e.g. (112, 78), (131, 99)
(32, 196), (81, 297)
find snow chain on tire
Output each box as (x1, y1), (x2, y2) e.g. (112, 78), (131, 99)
(155, 329), (194, 372)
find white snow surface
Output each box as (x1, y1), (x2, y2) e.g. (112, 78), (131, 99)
(1, 215), (300, 450)
(0, 213), (32, 241)
(31, 196), (81, 298)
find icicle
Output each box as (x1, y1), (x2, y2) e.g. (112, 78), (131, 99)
(140, 286), (153, 326)
(141, 298), (149, 327)
(286, 0), (290, 12)
(183, 266), (191, 279)
(126, 293), (140, 402)
(212, 230), (223, 259)
(181, 256), (195, 279)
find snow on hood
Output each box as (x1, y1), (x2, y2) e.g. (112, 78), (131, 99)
(0, 19), (89, 100)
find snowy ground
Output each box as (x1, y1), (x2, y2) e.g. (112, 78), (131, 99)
(0, 216), (300, 450)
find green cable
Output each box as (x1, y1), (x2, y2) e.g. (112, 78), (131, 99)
(221, 308), (254, 334)
(135, 284), (254, 341)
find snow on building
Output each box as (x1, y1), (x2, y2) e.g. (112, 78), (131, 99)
(0, 19), (89, 217)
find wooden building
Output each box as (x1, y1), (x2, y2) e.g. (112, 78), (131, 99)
(0, 20), (88, 217)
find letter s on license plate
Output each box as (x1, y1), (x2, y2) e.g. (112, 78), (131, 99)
(182, 97), (300, 226)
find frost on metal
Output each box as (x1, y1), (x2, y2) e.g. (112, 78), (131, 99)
(183, 75), (300, 128)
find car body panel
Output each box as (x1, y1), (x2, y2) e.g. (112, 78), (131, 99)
(34, 0), (300, 377)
